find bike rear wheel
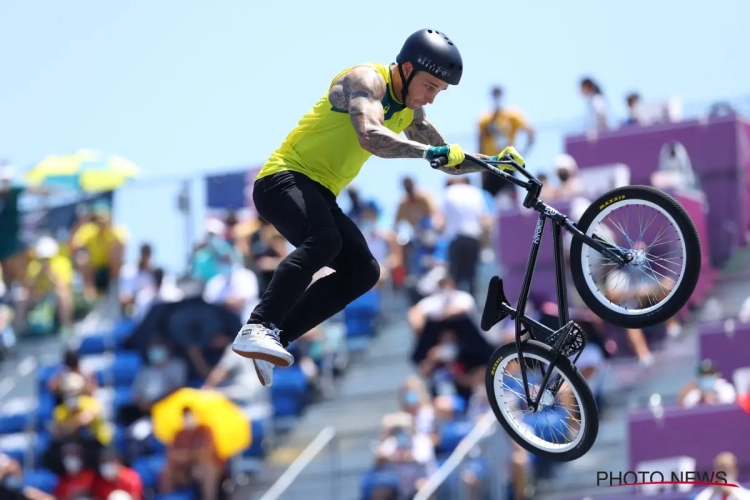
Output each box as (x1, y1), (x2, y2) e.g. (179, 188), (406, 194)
(569, 185), (701, 329)
(485, 340), (599, 462)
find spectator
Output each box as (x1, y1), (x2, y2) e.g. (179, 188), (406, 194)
(397, 377), (438, 443)
(129, 268), (183, 325)
(203, 247), (260, 322)
(694, 452), (750, 499)
(439, 177), (491, 297)
(247, 217), (288, 296)
(118, 243), (154, 317)
(395, 177), (437, 234)
(345, 186), (365, 225)
(48, 349), (98, 403)
(360, 201), (401, 286)
(70, 200), (126, 302)
(47, 372), (113, 473)
(0, 163), (29, 293)
(18, 236), (74, 336)
(54, 443), (96, 500)
(678, 359), (737, 409)
(478, 86), (535, 204)
(0, 451), (55, 500)
(90, 448), (143, 500)
(624, 92), (643, 126)
(580, 77), (609, 133)
(550, 154), (585, 200)
(119, 339), (187, 427)
(374, 412), (436, 498)
(0, 284), (15, 358)
(160, 407), (222, 500)
(190, 219), (240, 284)
(203, 343), (270, 413)
(407, 270), (477, 336)
(418, 328), (461, 398)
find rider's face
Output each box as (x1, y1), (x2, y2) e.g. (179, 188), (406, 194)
(405, 70), (448, 110)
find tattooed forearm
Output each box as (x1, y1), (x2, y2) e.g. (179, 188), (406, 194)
(404, 108), (446, 146)
(328, 66), (428, 159)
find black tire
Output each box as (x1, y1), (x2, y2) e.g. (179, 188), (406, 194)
(569, 185), (701, 329)
(485, 340), (599, 462)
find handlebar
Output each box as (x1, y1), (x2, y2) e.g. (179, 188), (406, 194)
(429, 153), (543, 209)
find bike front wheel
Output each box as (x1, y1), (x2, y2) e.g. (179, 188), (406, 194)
(485, 340), (599, 462)
(569, 185), (701, 329)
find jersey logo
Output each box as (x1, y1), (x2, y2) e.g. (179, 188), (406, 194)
(383, 104), (391, 115)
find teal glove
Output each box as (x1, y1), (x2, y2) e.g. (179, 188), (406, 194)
(424, 144), (466, 167)
(490, 146), (525, 171)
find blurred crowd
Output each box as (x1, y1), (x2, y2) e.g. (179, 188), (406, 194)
(0, 75), (747, 500)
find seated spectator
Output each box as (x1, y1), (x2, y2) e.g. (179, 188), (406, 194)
(70, 201), (126, 301)
(0, 451), (55, 500)
(397, 377), (437, 443)
(186, 331), (233, 381)
(247, 217), (288, 296)
(160, 407), (222, 500)
(374, 412), (436, 498)
(407, 270), (477, 336)
(419, 328), (461, 398)
(90, 448), (142, 500)
(46, 372), (112, 472)
(203, 343), (270, 413)
(119, 338), (187, 427)
(129, 268), (183, 325)
(118, 243), (154, 317)
(55, 443), (96, 500)
(678, 359), (737, 409)
(359, 201), (401, 287)
(48, 349), (98, 404)
(203, 248), (259, 322)
(694, 451), (750, 500)
(17, 236), (74, 336)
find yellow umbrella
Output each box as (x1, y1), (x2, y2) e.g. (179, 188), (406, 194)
(151, 388), (252, 460)
(25, 149), (140, 192)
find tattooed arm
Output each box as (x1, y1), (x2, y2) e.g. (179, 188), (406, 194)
(329, 66), (429, 159)
(404, 107), (446, 146)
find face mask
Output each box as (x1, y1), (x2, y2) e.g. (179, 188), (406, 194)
(698, 375), (717, 392)
(148, 347), (166, 364)
(395, 430), (412, 449)
(403, 390), (420, 406)
(183, 414), (197, 429)
(63, 456), (82, 474)
(438, 342), (459, 362)
(2, 474), (22, 491)
(558, 170), (571, 183)
(100, 462), (118, 480)
(64, 397), (79, 410)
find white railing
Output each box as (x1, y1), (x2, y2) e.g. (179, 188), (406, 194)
(258, 426), (337, 500)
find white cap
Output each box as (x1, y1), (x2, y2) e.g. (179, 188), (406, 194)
(205, 218), (226, 236)
(35, 236), (59, 259)
(554, 154), (578, 172)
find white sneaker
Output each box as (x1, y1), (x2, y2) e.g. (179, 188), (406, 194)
(232, 323), (294, 367)
(253, 359), (274, 387)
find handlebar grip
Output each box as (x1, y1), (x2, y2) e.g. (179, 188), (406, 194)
(429, 156), (449, 169)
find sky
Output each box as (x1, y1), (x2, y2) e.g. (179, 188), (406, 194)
(1, 0), (749, 270)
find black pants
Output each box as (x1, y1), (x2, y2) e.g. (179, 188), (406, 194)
(448, 235), (481, 297)
(249, 171), (381, 346)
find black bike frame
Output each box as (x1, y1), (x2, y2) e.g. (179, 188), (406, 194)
(470, 157), (627, 409)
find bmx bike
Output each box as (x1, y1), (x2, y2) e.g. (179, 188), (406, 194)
(429, 153), (701, 462)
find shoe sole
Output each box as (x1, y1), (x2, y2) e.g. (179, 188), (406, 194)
(232, 342), (294, 367)
(253, 361), (272, 387)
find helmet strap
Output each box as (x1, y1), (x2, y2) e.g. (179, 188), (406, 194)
(397, 63), (416, 105)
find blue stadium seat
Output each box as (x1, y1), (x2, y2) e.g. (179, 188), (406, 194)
(78, 334), (108, 355)
(272, 395), (302, 418)
(271, 367), (308, 417)
(132, 454), (166, 489)
(344, 289), (380, 338)
(153, 489), (197, 500)
(36, 393), (56, 427)
(109, 351), (142, 387)
(22, 469), (58, 494)
(113, 386), (134, 411)
(0, 432), (48, 464)
(436, 418), (474, 455)
(244, 419), (266, 458)
(360, 469), (400, 498)
(0, 411), (30, 435)
(451, 395), (467, 415)
(36, 364), (59, 394)
(112, 317), (137, 344)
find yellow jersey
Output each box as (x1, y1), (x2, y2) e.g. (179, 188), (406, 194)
(478, 108), (529, 157)
(53, 395), (113, 446)
(26, 255), (74, 294)
(257, 63), (414, 196)
(71, 222), (127, 268)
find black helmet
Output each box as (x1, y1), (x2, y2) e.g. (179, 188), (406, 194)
(395, 29), (463, 103)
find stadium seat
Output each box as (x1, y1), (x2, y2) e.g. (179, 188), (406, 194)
(271, 367), (308, 417)
(244, 419), (266, 458)
(36, 364), (59, 394)
(36, 393), (56, 427)
(153, 491), (196, 500)
(344, 289), (380, 339)
(110, 351), (143, 387)
(436, 418), (474, 455)
(132, 454), (166, 489)
(22, 468), (59, 494)
(78, 334), (108, 355)
(113, 386), (134, 411)
(360, 469), (400, 498)
(0, 432), (49, 464)
(112, 317), (137, 343)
